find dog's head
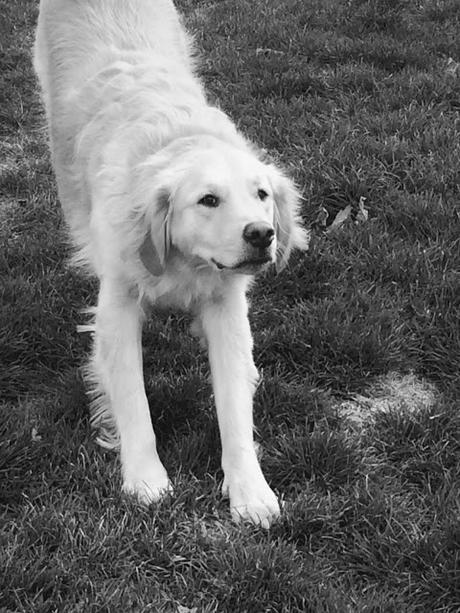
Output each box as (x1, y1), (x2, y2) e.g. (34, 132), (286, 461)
(135, 136), (309, 276)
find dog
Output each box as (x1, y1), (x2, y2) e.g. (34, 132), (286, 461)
(33, 0), (309, 527)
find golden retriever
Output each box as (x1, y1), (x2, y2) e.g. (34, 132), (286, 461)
(34, 0), (309, 527)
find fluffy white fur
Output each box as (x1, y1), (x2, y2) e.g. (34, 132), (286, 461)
(34, 0), (309, 527)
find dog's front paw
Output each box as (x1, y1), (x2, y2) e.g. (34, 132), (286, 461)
(122, 463), (172, 505)
(224, 473), (280, 528)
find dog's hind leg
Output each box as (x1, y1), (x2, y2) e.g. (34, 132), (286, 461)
(89, 276), (171, 503)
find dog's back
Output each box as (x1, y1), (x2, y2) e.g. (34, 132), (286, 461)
(34, 0), (192, 101)
(34, 0), (197, 246)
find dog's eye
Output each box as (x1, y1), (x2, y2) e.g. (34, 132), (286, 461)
(258, 189), (269, 201)
(198, 194), (219, 207)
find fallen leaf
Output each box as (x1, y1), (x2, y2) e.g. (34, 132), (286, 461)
(31, 427), (42, 442)
(255, 48), (285, 56)
(327, 204), (352, 232)
(356, 196), (369, 223)
(446, 57), (460, 77)
(314, 205), (329, 228)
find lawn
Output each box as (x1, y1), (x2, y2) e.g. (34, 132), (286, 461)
(1, 0), (459, 611)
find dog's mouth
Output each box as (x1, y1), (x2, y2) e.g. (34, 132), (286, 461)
(211, 256), (272, 273)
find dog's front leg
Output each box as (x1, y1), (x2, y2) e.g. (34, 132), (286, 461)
(92, 277), (171, 503)
(200, 288), (280, 528)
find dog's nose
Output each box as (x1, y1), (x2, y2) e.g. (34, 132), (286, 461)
(242, 222), (275, 249)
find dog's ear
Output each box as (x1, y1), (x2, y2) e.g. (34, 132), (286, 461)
(268, 165), (310, 271)
(139, 188), (171, 276)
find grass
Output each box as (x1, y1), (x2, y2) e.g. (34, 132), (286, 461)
(1, 0), (459, 610)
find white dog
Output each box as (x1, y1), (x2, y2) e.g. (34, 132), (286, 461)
(34, 0), (309, 527)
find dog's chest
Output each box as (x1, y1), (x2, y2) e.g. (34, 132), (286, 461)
(142, 264), (226, 312)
